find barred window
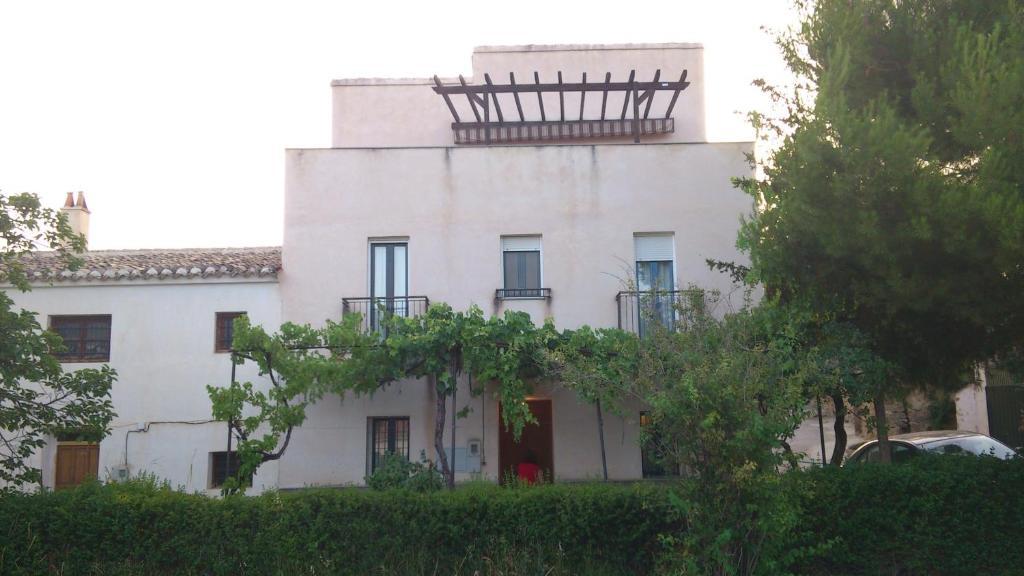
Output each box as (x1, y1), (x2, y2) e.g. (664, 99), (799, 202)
(370, 417), (410, 472)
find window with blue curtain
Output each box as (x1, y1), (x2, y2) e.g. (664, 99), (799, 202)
(634, 234), (675, 335)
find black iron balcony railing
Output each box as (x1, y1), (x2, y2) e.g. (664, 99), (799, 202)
(495, 288), (552, 300)
(341, 296), (430, 333)
(616, 289), (706, 337)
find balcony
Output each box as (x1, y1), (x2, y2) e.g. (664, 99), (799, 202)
(495, 288), (551, 300)
(341, 296), (430, 333)
(616, 290), (705, 336)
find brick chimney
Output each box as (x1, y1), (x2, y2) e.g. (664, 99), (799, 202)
(60, 191), (91, 248)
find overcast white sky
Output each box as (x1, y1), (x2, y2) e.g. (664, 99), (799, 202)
(0, 1), (798, 250)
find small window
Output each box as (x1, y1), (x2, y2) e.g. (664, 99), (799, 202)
(369, 417), (410, 472)
(209, 451), (251, 488)
(215, 312), (246, 353)
(501, 236), (544, 298)
(50, 315), (111, 362)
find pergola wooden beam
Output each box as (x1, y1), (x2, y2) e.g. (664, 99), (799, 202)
(534, 71), (546, 122)
(510, 72), (525, 121)
(434, 76), (689, 95)
(483, 74), (504, 123)
(433, 69), (691, 145)
(459, 75), (484, 122)
(619, 70), (635, 121)
(579, 72), (587, 120)
(663, 70), (688, 119)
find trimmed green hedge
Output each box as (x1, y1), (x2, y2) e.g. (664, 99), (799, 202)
(0, 481), (677, 576)
(788, 456), (1024, 576)
(3, 457), (1022, 575)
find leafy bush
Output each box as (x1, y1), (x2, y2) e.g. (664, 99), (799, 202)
(365, 452), (444, 492)
(0, 478), (676, 576)
(787, 456), (1024, 576)
(3, 458), (1021, 575)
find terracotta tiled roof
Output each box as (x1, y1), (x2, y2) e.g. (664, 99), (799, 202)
(19, 247), (281, 282)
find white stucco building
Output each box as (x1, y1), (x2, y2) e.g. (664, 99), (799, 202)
(280, 43), (752, 486)
(9, 195), (282, 493)
(8, 43), (764, 490)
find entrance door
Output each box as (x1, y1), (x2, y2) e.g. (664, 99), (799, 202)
(55, 443), (99, 490)
(498, 399), (553, 483)
(369, 242), (408, 331)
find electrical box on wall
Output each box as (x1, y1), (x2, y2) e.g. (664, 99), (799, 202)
(110, 465), (130, 482)
(454, 439), (482, 473)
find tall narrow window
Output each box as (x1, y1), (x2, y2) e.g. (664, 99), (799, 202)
(369, 242), (408, 331)
(50, 315), (112, 362)
(634, 234), (675, 335)
(369, 417), (410, 472)
(501, 236), (543, 298)
(215, 312), (246, 353)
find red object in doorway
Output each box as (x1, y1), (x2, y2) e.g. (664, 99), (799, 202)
(517, 461), (540, 484)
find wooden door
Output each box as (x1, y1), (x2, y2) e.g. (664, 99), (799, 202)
(498, 399), (554, 483)
(55, 443), (99, 490)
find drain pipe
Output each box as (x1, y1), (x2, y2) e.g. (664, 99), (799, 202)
(450, 360), (457, 482)
(596, 399), (609, 481)
(478, 375), (486, 466)
(227, 357), (236, 482)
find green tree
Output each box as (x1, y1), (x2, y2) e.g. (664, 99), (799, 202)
(554, 292), (811, 575)
(0, 192), (116, 489)
(736, 0), (1024, 461)
(208, 304), (554, 491)
(207, 313), (387, 492)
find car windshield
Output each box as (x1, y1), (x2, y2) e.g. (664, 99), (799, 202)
(921, 436), (1016, 459)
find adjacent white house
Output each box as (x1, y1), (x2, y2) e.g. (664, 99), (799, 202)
(8, 43), (776, 490)
(9, 193), (282, 493)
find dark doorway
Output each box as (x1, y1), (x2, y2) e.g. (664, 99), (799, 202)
(499, 399), (553, 483)
(987, 385), (1024, 452)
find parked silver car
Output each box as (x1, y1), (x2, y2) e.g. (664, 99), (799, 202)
(845, 430), (1017, 465)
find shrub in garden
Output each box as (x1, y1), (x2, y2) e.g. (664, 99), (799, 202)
(365, 452), (444, 492)
(786, 455), (1024, 576)
(0, 478), (676, 576)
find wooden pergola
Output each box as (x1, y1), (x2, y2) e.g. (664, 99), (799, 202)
(432, 69), (690, 145)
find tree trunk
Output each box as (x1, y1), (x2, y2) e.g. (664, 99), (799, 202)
(829, 392), (848, 466)
(433, 375), (455, 489)
(874, 393), (892, 464)
(595, 399), (608, 481)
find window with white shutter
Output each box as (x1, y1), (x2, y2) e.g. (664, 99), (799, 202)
(633, 234), (676, 335)
(499, 236), (547, 299)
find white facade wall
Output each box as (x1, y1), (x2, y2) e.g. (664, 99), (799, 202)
(283, 42), (751, 486)
(279, 142), (752, 485)
(7, 279), (281, 493)
(332, 44), (706, 148)
(955, 366), (991, 435)
(282, 144), (750, 328)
